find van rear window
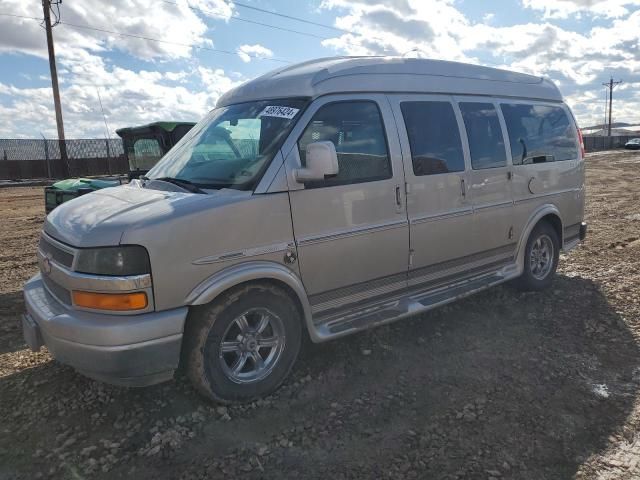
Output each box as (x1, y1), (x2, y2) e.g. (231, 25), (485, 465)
(501, 104), (576, 165)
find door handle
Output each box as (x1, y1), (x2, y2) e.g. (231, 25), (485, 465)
(395, 184), (402, 212)
(460, 178), (466, 198)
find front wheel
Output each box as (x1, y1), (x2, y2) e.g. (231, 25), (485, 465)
(184, 283), (302, 403)
(515, 221), (560, 291)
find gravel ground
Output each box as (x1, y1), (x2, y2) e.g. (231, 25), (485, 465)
(1, 150), (640, 480)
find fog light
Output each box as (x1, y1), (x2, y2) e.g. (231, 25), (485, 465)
(72, 291), (148, 311)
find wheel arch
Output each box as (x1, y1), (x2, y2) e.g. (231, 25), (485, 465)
(184, 261), (315, 340)
(516, 204), (563, 271)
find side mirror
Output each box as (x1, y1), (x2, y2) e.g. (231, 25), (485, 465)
(294, 141), (339, 182)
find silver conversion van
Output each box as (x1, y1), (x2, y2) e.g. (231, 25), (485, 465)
(23, 57), (587, 403)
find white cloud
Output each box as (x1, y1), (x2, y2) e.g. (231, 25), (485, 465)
(319, 0), (640, 127)
(236, 44), (274, 63)
(521, 0), (640, 19)
(0, 0), (234, 60)
(483, 13), (496, 23)
(0, 47), (243, 138)
(0, 0), (246, 138)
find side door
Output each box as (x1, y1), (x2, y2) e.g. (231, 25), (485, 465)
(284, 95), (409, 314)
(456, 98), (517, 259)
(389, 95), (472, 287)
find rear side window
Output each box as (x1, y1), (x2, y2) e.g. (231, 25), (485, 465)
(298, 101), (391, 187)
(501, 104), (576, 164)
(400, 101), (465, 176)
(459, 103), (507, 170)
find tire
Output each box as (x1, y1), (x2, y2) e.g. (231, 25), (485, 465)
(514, 221), (560, 291)
(184, 283), (302, 403)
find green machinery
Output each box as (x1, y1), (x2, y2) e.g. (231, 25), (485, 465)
(44, 121), (195, 213)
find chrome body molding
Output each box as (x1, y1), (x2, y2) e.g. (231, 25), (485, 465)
(409, 243), (515, 286)
(312, 263), (522, 342)
(295, 219), (407, 247)
(310, 272), (407, 315)
(409, 207), (473, 225)
(514, 188), (580, 205)
(309, 243), (516, 318)
(192, 242), (294, 265)
(472, 200), (514, 212)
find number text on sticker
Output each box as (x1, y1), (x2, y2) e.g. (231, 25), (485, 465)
(258, 106), (300, 120)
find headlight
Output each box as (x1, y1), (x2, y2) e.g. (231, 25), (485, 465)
(75, 246), (151, 276)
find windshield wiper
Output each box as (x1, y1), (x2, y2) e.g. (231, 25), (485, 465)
(143, 176), (207, 194)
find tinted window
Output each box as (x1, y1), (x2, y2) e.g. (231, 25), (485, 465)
(400, 101), (465, 175)
(501, 104), (576, 164)
(459, 103), (507, 170)
(298, 101), (391, 187)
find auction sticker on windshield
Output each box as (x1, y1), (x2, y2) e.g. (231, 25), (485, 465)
(258, 106), (300, 119)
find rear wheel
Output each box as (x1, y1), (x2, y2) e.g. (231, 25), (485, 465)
(515, 221), (560, 291)
(185, 283), (302, 403)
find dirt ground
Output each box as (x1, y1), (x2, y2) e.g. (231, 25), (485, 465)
(1, 150), (640, 480)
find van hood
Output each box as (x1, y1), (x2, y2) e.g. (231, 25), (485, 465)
(44, 183), (247, 247)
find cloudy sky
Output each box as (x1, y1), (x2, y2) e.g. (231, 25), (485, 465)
(0, 0), (639, 138)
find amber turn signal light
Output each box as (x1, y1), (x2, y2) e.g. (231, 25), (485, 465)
(72, 291), (148, 311)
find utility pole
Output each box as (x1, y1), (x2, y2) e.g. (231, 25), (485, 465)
(602, 77), (622, 137)
(42, 0), (69, 177)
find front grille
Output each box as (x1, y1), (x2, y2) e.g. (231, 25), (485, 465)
(39, 235), (74, 268)
(42, 274), (72, 305)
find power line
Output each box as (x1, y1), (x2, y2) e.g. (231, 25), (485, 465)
(232, 0), (347, 33)
(161, 0), (333, 41)
(0, 12), (292, 63)
(160, 0), (394, 54)
(59, 19), (292, 63)
(4, 8), (391, 59)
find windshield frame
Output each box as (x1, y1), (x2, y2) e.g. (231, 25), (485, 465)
(145, 97), (310, 192)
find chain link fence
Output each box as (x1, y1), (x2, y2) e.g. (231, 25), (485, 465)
(0, 138), (128, 180)
(584, 135), (638, 153)
(2, 134), (637, 180)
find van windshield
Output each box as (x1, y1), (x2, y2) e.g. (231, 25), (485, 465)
(146, 99), (307, 190)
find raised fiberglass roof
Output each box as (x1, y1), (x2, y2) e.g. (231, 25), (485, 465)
(217, 56), (563, 107)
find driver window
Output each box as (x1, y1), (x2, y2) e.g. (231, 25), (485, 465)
(298, 101), (392, 188)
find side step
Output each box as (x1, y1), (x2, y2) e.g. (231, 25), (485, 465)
(313, 271), (508, 341)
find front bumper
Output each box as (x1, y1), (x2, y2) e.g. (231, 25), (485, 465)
(23, 274), (188, 387)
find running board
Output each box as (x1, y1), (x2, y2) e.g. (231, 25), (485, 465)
(313, 270), (509, 341)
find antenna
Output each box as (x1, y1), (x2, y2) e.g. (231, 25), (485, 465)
(96, 87), (111, 139)
(96, 87), (113, 174)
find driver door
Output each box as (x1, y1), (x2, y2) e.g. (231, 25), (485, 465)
(284, 94), (409, 315)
